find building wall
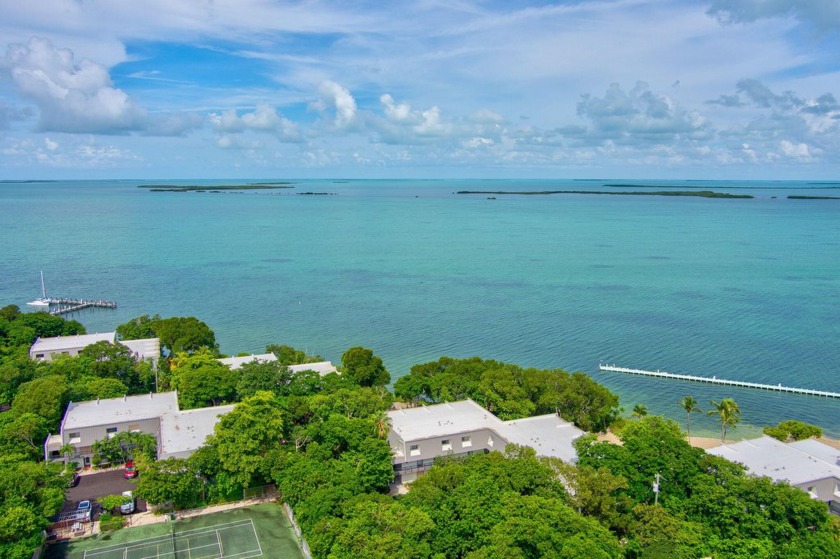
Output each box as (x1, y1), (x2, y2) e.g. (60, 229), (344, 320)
(391, 428), (506, 483)
(796, 477), (840, 505)
(58, 418), (161, 467)
(30, 346), (87, 361)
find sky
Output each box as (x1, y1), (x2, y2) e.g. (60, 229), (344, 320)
(0, 0), (839, 180)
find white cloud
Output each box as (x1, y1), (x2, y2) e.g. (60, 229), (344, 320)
(779, 140), (814, 160)
(210, 104), (301, 142)
(314, 80), (358, 129)
(3, 37), (146, 133)
(706, 0), (840, 31)
(574, 82), (711, 144)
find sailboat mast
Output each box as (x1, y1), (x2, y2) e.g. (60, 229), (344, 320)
(40, 271), (47, 299)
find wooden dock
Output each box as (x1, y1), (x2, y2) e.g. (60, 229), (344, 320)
(598, 364), (840, 399)
(46, 298), (117, 315)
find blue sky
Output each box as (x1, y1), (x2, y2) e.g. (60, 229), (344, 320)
(1, 0), (839, 179)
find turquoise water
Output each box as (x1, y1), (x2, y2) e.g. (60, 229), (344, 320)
(2, 179), (838, 437)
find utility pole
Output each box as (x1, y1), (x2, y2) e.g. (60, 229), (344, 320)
(653, 473), (661, 505)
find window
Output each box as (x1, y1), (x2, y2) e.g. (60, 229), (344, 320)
(69, 432), (81, 444)
(35, 353), (45, 359)
(129, 424), (141, 433)
(461, 435), (472, 448)
(106, 427), (118, 439)
(409, 444), (421, 457)
(441, 439), (452, 452)
(49, 450), (60, 458)
(835, 483), (840, 498)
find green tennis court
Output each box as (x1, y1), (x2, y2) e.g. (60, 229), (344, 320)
(45, 504), (304, 559)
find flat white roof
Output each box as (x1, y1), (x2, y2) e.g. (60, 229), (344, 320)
(63, 392), (179, 431)
(159, 404), (235, 458)
(121, 338), (160, 361)
(218, 353), (277, 370)
(707, 436), (840, 486)
(31, 332), (115, 353)
(288, 361), (338, 375)
(389, 400), (505, 442)
(388, 399), (584, 462)
(218, 355), (338, 376)
(500, 415), (585, 463)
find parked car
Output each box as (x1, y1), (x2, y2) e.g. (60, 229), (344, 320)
(69, 472), (80, 487)
(124, 461), (137, 479)
(76, 500), (92, 521)
(119, 491), (135, 514)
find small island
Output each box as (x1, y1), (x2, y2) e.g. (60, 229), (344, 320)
(139, 182), (294, 192)
(457, 189), (754, 199)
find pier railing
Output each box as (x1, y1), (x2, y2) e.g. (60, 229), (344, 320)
(598, 364), (840, 399)
(45, 298), (117, 315)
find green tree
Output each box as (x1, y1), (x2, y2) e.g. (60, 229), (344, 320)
(679, 395), (702, 441)
(708, 398), (741, 443)
(13, 312), (84, 338)
(266, 344), (323, 365)
(115, 314), (160, 340)
(77, 377), (129, 400)
(135, 457), (204, 510)
(209, 391), (285, 489)
(312, 496), (435, 559)
(170, 349), (237, 408)
(763, 419), (823, 442)
(79, 340), (141, 389)
(0, 413), (49, 460)
(11, 376), (69, 429)
(91, 432), (157, 466)
(341, 346), (390, 387)
(152, 316), (217, 355)
(98, 493), (132, 514)
(631, 404), (648, 419)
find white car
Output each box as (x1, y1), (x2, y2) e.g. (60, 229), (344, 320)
(119, 491), (135, 514)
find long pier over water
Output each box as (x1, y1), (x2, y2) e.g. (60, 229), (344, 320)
(45, 298), (117, 315)
(598, 364), (840, 399)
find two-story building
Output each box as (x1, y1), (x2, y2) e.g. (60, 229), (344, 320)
(708, 436), (840, 514)
(44, 391), (233, 467)
(218, 353), (338, 375)
(387, 399), (585, 484)
(30, 332), (160, 368)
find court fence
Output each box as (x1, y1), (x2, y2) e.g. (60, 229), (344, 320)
(281, 502), (312, 559)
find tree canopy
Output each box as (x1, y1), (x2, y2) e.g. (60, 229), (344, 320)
(341, 346), (390, 387)
(394, 356), (619, 431)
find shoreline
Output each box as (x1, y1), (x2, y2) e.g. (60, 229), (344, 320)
(597, 432), (840, 450)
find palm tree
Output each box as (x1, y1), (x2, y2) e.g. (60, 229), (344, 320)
(631, 404), (648, 419)
(680, 396), (702, 442)
(708, 398), (741, 443)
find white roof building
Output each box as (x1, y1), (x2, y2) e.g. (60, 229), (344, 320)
(62, 392), (179, 433)
(387, 399), (585, 483)
(217, 353), (277, 369)
(47, 391), (234, 465)
(707, 436), (840, 510)
(159, 404), (236, 459)
(30, 332), (159, 366)
(218, 354), (338, 376)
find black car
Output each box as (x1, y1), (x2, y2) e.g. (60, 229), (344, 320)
(69, 472), (80, 487)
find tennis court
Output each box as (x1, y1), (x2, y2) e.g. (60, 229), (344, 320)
(82, 519), (260, 559)
(46, 504), (303, 559)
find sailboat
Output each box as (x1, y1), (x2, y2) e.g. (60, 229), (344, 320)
(27, 271), (50, 307)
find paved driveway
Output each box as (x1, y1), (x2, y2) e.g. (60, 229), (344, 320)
(63, 470), (147, 516)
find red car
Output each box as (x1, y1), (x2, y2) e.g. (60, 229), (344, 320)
(124, 461), (137, 479)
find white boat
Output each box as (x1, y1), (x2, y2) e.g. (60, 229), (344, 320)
(26, 271), (50, 307)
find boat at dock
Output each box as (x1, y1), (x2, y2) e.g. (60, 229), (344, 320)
(26, 271), (50, 307)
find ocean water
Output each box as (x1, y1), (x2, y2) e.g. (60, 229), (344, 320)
(2, 179), (838, 437)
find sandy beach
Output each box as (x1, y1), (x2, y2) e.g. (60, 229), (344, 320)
(597, 431), (840, 450)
